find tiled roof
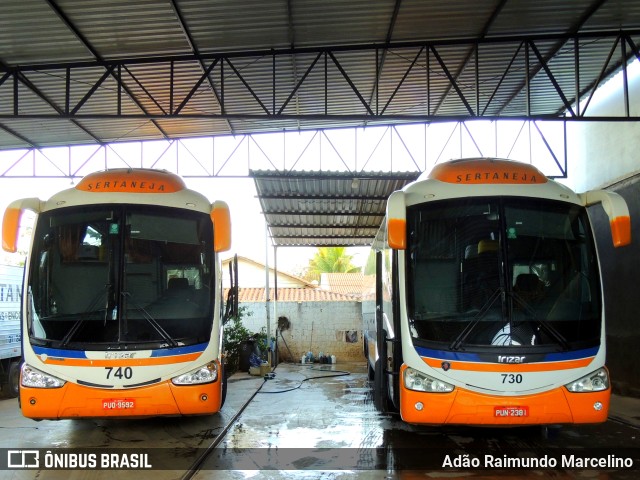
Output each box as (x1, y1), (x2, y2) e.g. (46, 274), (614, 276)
(225, 287), (358, 302)
(320, 272), (365, 295)
(319, 272), (377, 297)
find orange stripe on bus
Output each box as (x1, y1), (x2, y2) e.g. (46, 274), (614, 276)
(41, 352), (202, 367)
(421, 356), (593, 372)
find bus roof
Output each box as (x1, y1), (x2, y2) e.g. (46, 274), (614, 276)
(423, 158), (548, 185)
(75, 168), (186, 194)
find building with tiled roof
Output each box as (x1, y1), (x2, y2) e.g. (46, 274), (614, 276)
(319, 272), (374, 297)
(225, 287), (357, 303)
(221, 257), (366, 363)
(222, 256), (314, 289)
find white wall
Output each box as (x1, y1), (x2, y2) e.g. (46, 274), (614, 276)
(238, 300), (363, 362)
(566, 61), (640, 192)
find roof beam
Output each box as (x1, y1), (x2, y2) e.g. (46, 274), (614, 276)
(432, 0), (508, 115)
(273, 234), (374, 240)
(44, 0), (169, 139)
(0, 122), (38, 148)
(3, 30), (639, 124)
(0, 61), (102, 144)
(270, 224), (380, 229)
(168, 0), (233, 134)
(258, 194), (389, 201)
(497, 0), (608, 116)
(368, 0), (403, 114)
(265, 212), (384, 217)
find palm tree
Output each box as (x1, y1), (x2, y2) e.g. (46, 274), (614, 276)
(305, 247), (360, 282)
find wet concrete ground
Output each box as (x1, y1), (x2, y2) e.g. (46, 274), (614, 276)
(193, 362), (640, 479)
(0, 361), (638, 479)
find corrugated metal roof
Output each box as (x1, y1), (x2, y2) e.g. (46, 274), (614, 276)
(0, 0), (639, 149)
(2, 1), (640, 246)
(252, 169), (419, 246)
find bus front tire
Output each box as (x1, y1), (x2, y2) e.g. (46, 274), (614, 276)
(373, 359), (388, 413)
(7, 361), (20, 399)
(219, 364), (227, 409)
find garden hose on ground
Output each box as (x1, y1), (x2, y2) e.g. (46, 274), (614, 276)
(258, 364), (352, 394)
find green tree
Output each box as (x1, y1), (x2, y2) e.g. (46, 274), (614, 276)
(304, 247), (360, 282)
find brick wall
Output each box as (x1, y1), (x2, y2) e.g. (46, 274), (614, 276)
(238, 300), (363, 362)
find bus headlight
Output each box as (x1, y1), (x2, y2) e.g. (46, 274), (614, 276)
(21, 364), (66, 389)
(172, 363), (218, 385)
(404, 367), (454, 393)
(565, 368), (609, 392)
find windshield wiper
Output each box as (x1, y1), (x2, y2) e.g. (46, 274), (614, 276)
(121, 291), (179, 348)
(509, 291), (570, 351)
(60, 288), (109, 347)
(450, 288), (502, 350)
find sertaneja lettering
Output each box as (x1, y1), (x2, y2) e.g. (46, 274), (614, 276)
(86, 180), (167, 191)
(455, 171), (538, 183)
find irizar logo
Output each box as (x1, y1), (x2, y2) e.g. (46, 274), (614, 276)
(498, 355), (526, 363)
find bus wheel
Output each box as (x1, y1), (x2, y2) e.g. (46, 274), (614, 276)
(8, 361), (20, 399)
(373, 358), (388, 413)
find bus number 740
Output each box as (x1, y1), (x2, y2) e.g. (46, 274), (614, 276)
(105, 367), (133, 380)
(501, 373), (523, 384)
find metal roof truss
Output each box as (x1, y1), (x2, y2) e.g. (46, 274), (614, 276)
(2, 30), (640, 150)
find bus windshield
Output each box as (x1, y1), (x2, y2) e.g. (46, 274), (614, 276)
(27, 205), (214, 350)
(406, 197), (601, 352)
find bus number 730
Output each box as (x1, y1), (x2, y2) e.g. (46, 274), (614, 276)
(501, 374), (523, 384)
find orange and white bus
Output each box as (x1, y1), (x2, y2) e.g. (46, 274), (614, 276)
(363, 157), (631, 426)
(2, 168), (234, 419)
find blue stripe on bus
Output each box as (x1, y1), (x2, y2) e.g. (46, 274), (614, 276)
(542, 347), (599, 362)
(149, 343), (207, 357)
(414, 346), (599, 363)
(32, 342), (208, 360)
(33, 346), (88, 359)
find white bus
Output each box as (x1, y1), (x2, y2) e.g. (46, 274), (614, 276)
(2, 168), (234, 419)
(364, 158), (631, 426)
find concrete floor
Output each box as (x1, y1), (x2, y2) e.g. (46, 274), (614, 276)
(0, 361), (639, 479)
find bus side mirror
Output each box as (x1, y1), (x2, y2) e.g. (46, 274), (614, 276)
(2, 198), (41, 253)
(386, 191), (406, 250)
(580, 190), (631, 247)
(210, 201), (232, 253)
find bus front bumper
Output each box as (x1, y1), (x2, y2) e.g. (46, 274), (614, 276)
(399, 368), (610, 426)
(19, 379), (223, 420)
